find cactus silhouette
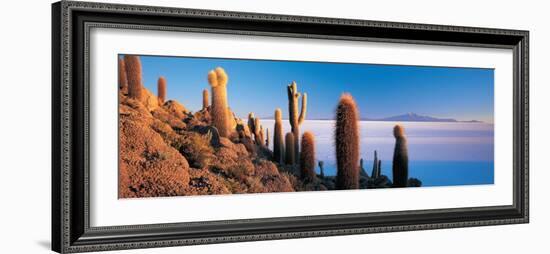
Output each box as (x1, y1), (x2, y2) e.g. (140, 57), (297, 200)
(359, 158), (368, 178)
(157, 76), (167, 106)
(377, 160), (382, 178)
(318, 161), (325, 178)
(371, 150), (380, 178)
(273, 108), (284, 163)
(335, 93), (360, 190)
(300, 132), (316, 181)
(287, 81), (307, 165)
(118, 57), (127, 92)
(285, 132), (295, 165)
(392, 125), (409, 187)
(207, 67), (231, 137)
(124, 55), (143, 101)
(202, 89), (209, 110)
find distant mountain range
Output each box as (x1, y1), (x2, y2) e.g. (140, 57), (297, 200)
(298, 113), (482, 123)
(367, 113), (482, 123)
(260, 112), (483, 123)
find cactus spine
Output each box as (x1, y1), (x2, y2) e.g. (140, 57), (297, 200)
(335, 93), (360, 190)
(124, 55), (143, 101)
(287, 81), (307, 165)
(284, 132), (295, 165)
(118, 57), (128, 92)
(207, 67), (231, 137)
(202, 89), (209, 110)
(392, 125), (409, 187)
(273, 108), (284, 164)
(318, 161), (325, 178)
(300, 132), (316, 181)
(157, 76), (167, 106)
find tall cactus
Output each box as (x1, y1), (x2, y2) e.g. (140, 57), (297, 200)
(392, 125), (409, 187)
(285, 132), (295, 165)
(359, 158), (368, 177)
(265, 128), (270, 147)
(207, 67), (231, 137)
(259, 125), (265, 147)
(377, 160), (382, 178)
(202, 89), (209, 110)
(247, 113), (257, 142)
(287, 81), (307, 165)
(300, 132), (316, 181)
(118, 57), (128, 92)
(318, 161), (325, 178)
(255, 117), (262, 145)
(273, 108), (284, 163)
(247, 113), (255, 135)
(157, 76), (167, 106)
(371, 150), (379, 178)
(335, 93), (360, 190)
(124, 55), (143, 101)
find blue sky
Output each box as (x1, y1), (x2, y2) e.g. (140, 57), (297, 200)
(123, 54), (494, 123)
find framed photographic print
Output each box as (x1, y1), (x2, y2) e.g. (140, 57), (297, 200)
(51, 1), (529, 253)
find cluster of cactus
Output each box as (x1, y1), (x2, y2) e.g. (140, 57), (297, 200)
(247, 113), (265, 146)
(392, 125), (409, 187)
(335, 93), (360, 190)
(285, 132), (295, 165)
(273, 108), (285, 164)
(118, 57), (128, 92)
(124, 55), (143, 101)
(207, 67), (231, 138)
(299, 132), (316, 181)
(157, 76), (167, 106)
(371, 150), (382, 178)
(202, 89), (209, 110)
(287, 81), (307, 165)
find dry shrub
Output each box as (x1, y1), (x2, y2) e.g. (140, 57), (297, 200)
(163, 100), (188, 120)
(185, 168), (231, 195)
(172, 132), (215, 169)
(151, 107), (186, 131)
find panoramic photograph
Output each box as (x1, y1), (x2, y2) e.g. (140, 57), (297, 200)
(117, 54), (494, 198)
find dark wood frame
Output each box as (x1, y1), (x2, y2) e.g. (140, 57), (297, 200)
(52, 1), (529, 253)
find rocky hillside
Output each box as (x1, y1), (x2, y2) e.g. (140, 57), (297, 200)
(118, 88), (323, 198)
